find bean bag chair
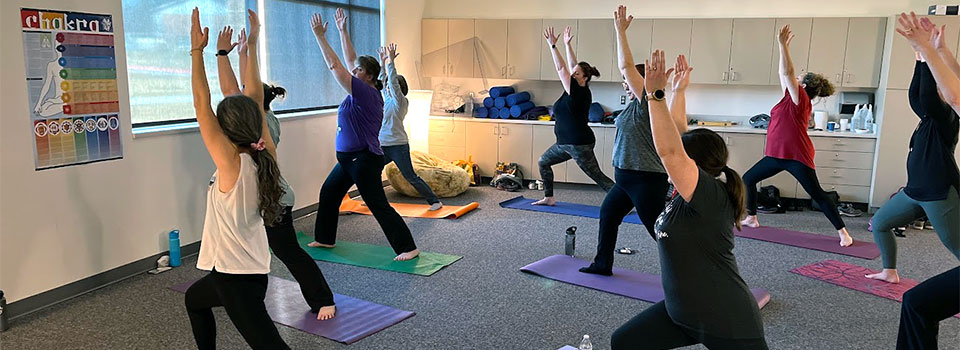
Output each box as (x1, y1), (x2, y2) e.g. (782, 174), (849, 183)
(384, 151), (470, 198)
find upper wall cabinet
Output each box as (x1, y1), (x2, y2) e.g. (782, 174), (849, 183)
(808, 18), (850, 86)
(886, 15), (960, 89)
(651, 19), (692, 66)
(507, 19), (543, 80)
(540, 19), (579, 81)
(619, 19), (653, 77)
(422, 19), (448, 77)
(475, 19), (507, 79)
(577, 19), (616, 82)
(422, 19), (475, 78)
(690, 19), (733, 84)
(769, 18), (813, 85)
(729, 18), (776, 85)
(843, 17), (886, 88)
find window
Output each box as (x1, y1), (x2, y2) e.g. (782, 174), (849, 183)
(122, 0), (381, 126)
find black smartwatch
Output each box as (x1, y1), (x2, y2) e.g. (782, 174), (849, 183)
(551, 44), (556, 49)
(646, 89), (666, 101)
(216, 49), (229, 57)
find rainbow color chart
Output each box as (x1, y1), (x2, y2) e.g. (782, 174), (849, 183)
(21, 8), (123, 170)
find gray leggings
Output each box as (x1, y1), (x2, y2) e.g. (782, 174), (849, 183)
(872, 187), (959, 269)
(538, 143), (614, 197)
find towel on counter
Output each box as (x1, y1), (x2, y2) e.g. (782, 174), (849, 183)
(588, 102), (605, 123)
(489, 86), (516, 98)
(522, 106), (551, 120)
(509, 101), (536, 118)
(483, 97), (495, 108)
(505, 92), (531, 106)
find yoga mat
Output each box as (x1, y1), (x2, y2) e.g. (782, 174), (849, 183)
(736, 226), (880, 260)
(483, 96), (494, 108)
(475, 107), (489, 118)
(296, 232), (461, 276)
(791, 260), (959, 318)
(499, 195), (644, 225)
(494, 97), (507, 108)
(505, 91), (531, 106)
(498, 107), (511, 119)
(339, 195), (478, 219)
(521, 255), (771, 308)
(510, 101), (536, 117)
(489, 86), (515, 98)
(170, 276), (415, 344)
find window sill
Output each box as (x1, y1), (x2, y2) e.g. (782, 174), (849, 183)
(131, 108), (339, 139)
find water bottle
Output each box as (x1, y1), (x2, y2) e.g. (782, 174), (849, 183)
(578, 334), (593, 350)
(865, 104), (875, 132)
(0, 290), (8, 332)
(565, 226), (577, 256)
(169, 229), (181, 267)
(465, 93), (475, 116)
(851, 104), (862, 130)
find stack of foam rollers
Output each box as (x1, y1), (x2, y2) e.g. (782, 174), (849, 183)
(475, 86), (536, 119)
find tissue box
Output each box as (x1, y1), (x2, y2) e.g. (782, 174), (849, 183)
(928, 5), (959, 15)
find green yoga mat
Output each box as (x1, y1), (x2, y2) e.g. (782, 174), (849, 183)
(296, 232), (461, 276)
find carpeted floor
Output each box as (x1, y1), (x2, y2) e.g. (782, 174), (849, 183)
(1, 183), (957, 349)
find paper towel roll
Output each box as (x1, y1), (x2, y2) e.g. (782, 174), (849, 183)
(814, 111), (828, 130)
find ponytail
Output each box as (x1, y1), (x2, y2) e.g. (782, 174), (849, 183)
(250, 149), (285, 225)
(721, 166), (746, 230)
(262, 83), (286, 111)
(680, 128), (745, 229)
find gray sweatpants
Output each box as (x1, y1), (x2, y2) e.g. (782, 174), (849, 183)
(538, 143), (614, 197)
(872, 187), (959, 269)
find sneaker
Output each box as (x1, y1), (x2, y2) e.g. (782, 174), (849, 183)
(837, 203), (863, 217)
(912, 219), (925, 230)
(924, 221), (934, 230)
(428, 202), (444, 211)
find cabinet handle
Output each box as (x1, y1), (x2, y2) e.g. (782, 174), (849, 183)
(829, 175), (843, 178)
(509, 66), (515, 76)
(501, 126), (509, 135)
(493, 125), (499, 135)
(722, 72), (728, 81)
(835, 73), (841, 83)
(501, 66), (506, 77)
(443, 64), (447, 75)
(846, 73), (852, 83)
(731, 71), (739, 81)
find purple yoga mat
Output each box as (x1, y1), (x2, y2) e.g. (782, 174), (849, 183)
(521, 255), (771, 309)
(737, 226), (880, 259)
(170, 276), (415, 344)
(791, 260), (959, 318)
(499, 195), (644, 225)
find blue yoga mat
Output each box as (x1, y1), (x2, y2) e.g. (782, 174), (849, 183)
(494, 97), (507, 108)
(509, 101), (536, 117)
(490, 86), (515, 98)
(499, 195), (644, 225)
(505, 91), (531, 106)
(483, 97), (494, 108)
(475, 107), (489, 118)
(498, 107), (511, 119)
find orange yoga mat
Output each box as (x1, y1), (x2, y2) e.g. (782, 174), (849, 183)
(339, 196), (478, 219)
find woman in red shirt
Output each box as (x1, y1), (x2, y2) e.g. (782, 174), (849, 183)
(740, 24), (853, 247)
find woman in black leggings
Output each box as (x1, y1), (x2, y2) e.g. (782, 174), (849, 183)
(532, 25), (614, 206)
(740, 24), (853, 247)
(610, 7), (767, 349)
(307, 9), (419, 261)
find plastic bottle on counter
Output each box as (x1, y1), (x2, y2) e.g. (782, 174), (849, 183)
(851, 104), (863, 130)
(864, 104), (874, 132)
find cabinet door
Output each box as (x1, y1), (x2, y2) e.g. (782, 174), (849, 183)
(422, 19), (448, 77)
(652, 19), (692, 64)
(770, 18), (813, 85)
(475, 19), (507, 79)
(599, 127), (616, 178)
(842, 17), (886, 88)
(577, 19), (616, 82)
(729, 18), (776, 85)
(887, 16), (960, 89)
(721, 132), (765, 175)
(532, 125), (565, 182)
(447, 19), (476, 78)
(540, 19), (579, 80)
(690, 19), (733, 84)
(619, 19), (653, 79)
(807, 18), (849, 86)
(498, 124), (534, 178)
(464, 122), (500, 177)
(507, 19), (544, 80)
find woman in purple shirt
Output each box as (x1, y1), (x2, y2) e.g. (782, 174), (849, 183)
(307, 9), (418, 261)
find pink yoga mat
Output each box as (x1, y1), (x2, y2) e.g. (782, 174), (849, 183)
(790, 260), (959, 318)
(736, 226), (880, 260)
(170, 276), (415, 344)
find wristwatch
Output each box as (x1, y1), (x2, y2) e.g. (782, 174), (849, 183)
(646, 89), (666, 101)
(216, 49), (230, 57)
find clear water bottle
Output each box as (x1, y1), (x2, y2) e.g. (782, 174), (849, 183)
(865, 104), (874, 132)
(578, 334), (593, 350)
(169, 229), (181, 267)
(465, 92), (475, 116)
(565, 226), (577, 256)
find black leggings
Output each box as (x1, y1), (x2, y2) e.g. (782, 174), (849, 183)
(743, 156), (845, 230)
(897, 266), (960, 350)
(587, 168), (669, 272)
(185, 271), (290, 350)
(315, 150), (417, 254)
(611, 302), (769, 350)
(268, 206), (334, 311)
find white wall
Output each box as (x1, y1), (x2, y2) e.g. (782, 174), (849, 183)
(383, 0), (427, 90)
(0, 0), (338, 303)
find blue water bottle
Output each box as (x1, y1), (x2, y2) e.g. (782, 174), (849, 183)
(169, 229), (181, 267)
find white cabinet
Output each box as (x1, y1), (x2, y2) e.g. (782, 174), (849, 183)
(428, 118), (466, 162)
(577, 19), (616, 82)
(886, 16), (960, 89)
(769, 18), (813, 85)
(497, 124), (534, 178)
(540, 19), (579, 81)
(719, 132), (765, 175)
(421, 19), (448, 77)
(690, 19), (734, 84)
(808, 18), (849, 86)
(507, 19), (543, 80)
(532, 125), (566, 182)
(652, 19), (693, 70)
(566, 126), (614, 184)
(621, 19), (654, 76)
(464, 122), (500, 177)
(842, 17), (886, 88)
(421, 19), (475, 77)
(729, 18), (776, 85)
(475, 19), (507, 79)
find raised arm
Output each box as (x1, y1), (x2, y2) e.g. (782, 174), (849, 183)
(215, 26), (242, 96)
(243, 10), (276, 159)
(190, 8), (240, 174)
(777, 24), (801, 104)
(646, 49), (699, 201)
(335, 8), (358, 73)
(237, 28), (248, 90)
(900, 12), (960, 112)
(310, 12), (353, 94)
(563, 26), (578, 71)
(670, 54), (693, 133)
(544, 26), (572, 93)
(615, 6), (645, 106)
(922, 18), (960, 80)
(380, 43), (404, 103)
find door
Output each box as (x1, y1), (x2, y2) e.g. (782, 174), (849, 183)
(421, 19), (447, 77)
(498, 124), (534, 179)
(729, 18), (776, 85)
(887, 16), (960, 89)
(577, 19), (616, 82)
(447, 19), (476, 78)
(475, 19), (507, 79)
(464, 121), (500, 177)
(807, 17), (849, 86)
(507, 19), (544, 80)
(540, 19), (579, 80)
(651, 19), (692, 68)
(769, 18), (813, 85)
(690, 19), (733, 84)
(532, 124), (566, 181)
(842, 17), (886, 88)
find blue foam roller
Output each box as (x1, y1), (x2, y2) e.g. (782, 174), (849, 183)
(509, 101), (536, 117)
(488, 107), (499, 119)
(490, 86), (516, 98)
(483, 97), (494, 108)
(498, 108), (511, 119)
(505, 92), (531, 106)
(494, 97), (506, 108)
(476, 107), (489, 118)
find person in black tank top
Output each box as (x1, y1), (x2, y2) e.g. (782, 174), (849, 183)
(531, 25), (615, 206)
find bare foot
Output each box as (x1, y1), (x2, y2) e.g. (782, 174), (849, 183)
(532, 197), (556, 206)
(865, 269), (901, 283)
(316, 305), (336, 320)
(740, 215), (760, 228)
(308, 241), (335, 248)
(838, 228), (854, 247)
(394, 249), (420, 261)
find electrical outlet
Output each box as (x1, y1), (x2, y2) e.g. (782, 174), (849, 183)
(620, 95), (626, 105)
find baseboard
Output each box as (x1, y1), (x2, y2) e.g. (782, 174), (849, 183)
(6, 242), (200, 321)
